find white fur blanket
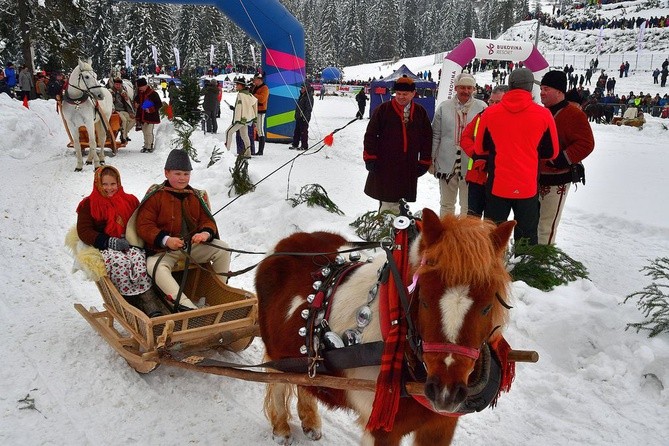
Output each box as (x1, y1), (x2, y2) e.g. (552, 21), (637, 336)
(64, 226), (107, 281)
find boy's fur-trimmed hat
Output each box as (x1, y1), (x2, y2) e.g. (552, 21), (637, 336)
(164, 149), (192, 171)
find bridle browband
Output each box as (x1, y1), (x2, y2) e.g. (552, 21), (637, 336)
(421, 342), (481, 360)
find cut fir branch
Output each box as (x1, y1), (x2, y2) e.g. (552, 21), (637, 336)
(508, 240), (589, 291)
(289, 184), (344, 215)
(228, 156), (255, 197)
(171, 120), (200, 165)
(624, 257), (669, 338)
(17, 390), (45, 417)
(208, 145), (223, 168)
(350, 210), (396, 242)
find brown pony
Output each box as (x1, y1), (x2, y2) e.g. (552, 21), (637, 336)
(255, 209), (515, 445)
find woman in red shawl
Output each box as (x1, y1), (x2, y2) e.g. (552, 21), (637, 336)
(76, 166), (166, 317)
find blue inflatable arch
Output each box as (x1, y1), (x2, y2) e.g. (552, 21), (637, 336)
(125, 0), (305, 142)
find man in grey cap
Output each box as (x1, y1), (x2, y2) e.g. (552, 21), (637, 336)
(431, 72), (487, 216)
(471, 67), (559, 245)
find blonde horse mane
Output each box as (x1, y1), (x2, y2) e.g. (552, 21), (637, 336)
(416, 215), (512, 333)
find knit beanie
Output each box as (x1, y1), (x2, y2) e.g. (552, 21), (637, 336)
(393, 75), (416, 92)
(540, 70), (568, 94)
(508, 68), (535, 92)
(136, 78), (148, 87)
(164, 149), (192, 171)
(454, 73), (476, 87)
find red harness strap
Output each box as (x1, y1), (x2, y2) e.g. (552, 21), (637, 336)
(421, 342), (480, 360)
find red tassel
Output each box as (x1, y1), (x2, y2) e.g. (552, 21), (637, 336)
(22, 96), (29, 109)
(323, 133), (334, 146)
(490, 336), (515, 407)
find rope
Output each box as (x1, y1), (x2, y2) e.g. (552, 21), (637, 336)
(211, 116), (361, 217)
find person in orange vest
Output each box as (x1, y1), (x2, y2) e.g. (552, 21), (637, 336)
(251, 73), (269, 155)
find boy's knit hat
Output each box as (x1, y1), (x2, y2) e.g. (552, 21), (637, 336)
(164, 149), (192, 171)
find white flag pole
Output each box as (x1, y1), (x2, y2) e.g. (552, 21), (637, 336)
(173, 47), (181, 71)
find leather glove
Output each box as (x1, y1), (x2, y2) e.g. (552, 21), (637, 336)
(417, 163), (430, 177)
(108, 237), (130, 251)
(365, 161), (377, 172)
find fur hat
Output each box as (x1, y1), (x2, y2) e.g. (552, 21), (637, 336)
(164, 149), (192, 171)
(454, 73), (476, 88)
(136, 77), (148, 87)
(508, 68), (535, 92)
(253, 73), (263, 80)
(393, 75), (415, 92)
(540, 70), (568, 94)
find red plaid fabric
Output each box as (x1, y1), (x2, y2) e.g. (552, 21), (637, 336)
(366, 229), (409, 432)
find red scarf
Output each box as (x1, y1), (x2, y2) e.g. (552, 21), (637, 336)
(77, 166), (138, 238)
(391, 98), (414, 153)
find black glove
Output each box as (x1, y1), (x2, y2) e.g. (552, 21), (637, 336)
(365, 161), (377, 172)
(417, 163), (430, 177)
(108, 237), (130, 251)
(229, 105), (235, 111)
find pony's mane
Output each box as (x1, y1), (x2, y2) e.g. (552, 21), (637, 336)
(417, 216), (511, 330)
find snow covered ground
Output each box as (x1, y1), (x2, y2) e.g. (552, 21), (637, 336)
(2, 41), (669, 446)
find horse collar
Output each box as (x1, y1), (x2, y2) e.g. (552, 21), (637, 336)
(63, 89), (90, 105)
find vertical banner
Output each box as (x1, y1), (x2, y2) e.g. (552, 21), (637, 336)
(561, 29), (566, 53)
(226, 41), (234, 67)
(173, 47), (181, 70)
(151, 45), (158, 66)
(250, 45), (257, 67)
(637, 20), (646, 52)
(125, 45), (132, 69)
(210, 45), (215, 66)
(597, 26), (603, 54)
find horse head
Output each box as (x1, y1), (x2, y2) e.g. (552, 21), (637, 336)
(69, 59), (103, 98)
(410, 209), (515, 413)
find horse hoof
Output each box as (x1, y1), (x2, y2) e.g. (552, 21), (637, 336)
(271, 434), (293, 445)
(99, 161), (105, 165)
(85, 161), (93, 165)
(302, 427), (322, 441)
(74, 167), (83, 172)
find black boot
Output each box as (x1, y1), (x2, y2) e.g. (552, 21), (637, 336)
(257, 136), (265, 155)
(127, 289), (170, 318)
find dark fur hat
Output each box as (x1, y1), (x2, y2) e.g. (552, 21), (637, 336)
(136, 77), (148, 87)
(393, 75), (416, 92)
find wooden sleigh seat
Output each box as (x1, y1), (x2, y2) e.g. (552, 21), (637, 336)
(62, 110), (126, 152)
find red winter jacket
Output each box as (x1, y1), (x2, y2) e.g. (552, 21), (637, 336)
(474, 90), (558, 199)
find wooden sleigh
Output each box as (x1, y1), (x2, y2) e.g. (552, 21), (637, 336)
(75, 262), (258, 373)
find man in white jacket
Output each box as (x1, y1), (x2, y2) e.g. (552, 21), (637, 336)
(224, 79), (258, 158)
(431, 73), (487, 216)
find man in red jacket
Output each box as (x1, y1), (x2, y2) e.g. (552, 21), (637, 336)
(473, 68), (559, 245)
(538, 70), (595, 245)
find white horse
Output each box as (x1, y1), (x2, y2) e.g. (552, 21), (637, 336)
(62, 59), (113, 172)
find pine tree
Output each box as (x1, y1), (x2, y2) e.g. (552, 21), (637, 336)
(318, 1), (340, 67)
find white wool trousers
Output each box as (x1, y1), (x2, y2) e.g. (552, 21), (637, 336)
(146, 239), (231, 307)
(538, 183), (571, 245)
(226, 123), (250, 150)
(141, 123), (155, 150)
(117, 111), (135, 139)
(439, 176), (468, 217)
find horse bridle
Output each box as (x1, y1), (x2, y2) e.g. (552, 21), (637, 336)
(68, 69), (105, 100)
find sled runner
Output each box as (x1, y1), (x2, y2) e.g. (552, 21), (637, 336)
(75, 262), (258, 373)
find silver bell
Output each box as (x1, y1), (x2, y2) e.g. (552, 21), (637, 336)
(321, 267), (331, 277)
(301, 308), (310, 319)
(334, 255), (345, 265)
(298, 326), (307, 337)
(323, 331), (345, 349)
(314, 310), (325, 325)
(306, 293), (315, 304)
(349, 252), (361, 262)
(299, 345), (308, 355)
(312, 281), (322, 290)
(342, 329), (362, 346)
(356, 305), (373, 328)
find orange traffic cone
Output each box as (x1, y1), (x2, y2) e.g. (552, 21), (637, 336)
(22, 95), (29, 109)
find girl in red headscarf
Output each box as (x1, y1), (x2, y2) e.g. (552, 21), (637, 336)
(76, 166), (165, 316)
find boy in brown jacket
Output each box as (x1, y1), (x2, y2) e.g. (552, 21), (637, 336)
(135, 149), (231, 310)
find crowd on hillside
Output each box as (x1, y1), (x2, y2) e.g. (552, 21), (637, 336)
(527, 9), (667, 30)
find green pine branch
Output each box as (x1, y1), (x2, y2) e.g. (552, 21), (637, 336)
(288, 184), (344, 215)
(349, 210), (396, 242)
(624, 257), (669, 337)
(508, 241), (589, 291)
(228, 156), (255, 197)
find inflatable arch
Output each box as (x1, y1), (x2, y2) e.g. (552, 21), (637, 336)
(126, 0), (305, 142)
(436, 38), (550, 106)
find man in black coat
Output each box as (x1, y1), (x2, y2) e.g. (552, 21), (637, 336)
(289, 82), (313, 151)
(355, 87), (368, 119)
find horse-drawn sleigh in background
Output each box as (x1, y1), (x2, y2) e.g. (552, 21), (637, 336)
(59, 60), (132, 171)
(73, 202), (538, 445)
